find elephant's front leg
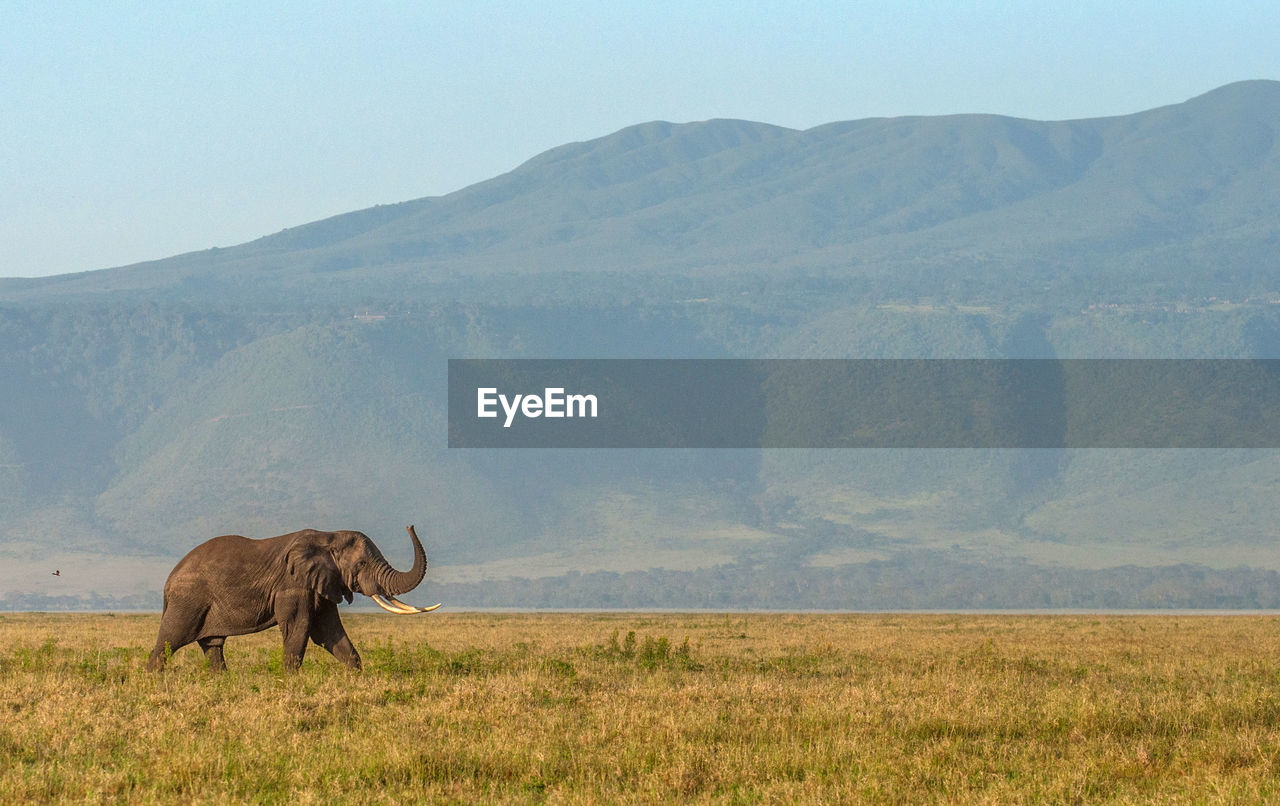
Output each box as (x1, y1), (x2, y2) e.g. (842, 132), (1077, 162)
(275, 593), (314, 671)
(309, 601), (362, 670)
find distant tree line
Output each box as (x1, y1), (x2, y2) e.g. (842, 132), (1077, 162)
(7, 554), (1280, 611)
(423, 554), (1280, 611)
(1, 590), (162, 612)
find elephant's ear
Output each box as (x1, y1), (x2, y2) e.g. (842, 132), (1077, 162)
(285, 538), (352, 604)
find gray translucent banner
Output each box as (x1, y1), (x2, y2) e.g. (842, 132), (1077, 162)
(447, 359), (1280, 448)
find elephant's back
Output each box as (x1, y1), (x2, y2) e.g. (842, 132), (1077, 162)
(164, 534), (276, 594)
(170, 534), (260, 571)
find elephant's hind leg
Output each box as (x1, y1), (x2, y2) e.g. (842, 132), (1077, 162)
(146, 603), (205, 672)
(309, 601), (362, 671)
(145, 639), (169, 672)
(197, 636), (227, 672)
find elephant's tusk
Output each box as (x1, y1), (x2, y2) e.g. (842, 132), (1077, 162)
(371, 594), (442, 614)
(370, 594), (417, 614)
(386, 595), (442, 613)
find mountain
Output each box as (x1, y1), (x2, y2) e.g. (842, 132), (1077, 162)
(5, 80), (1279, 304)
(4, 81), (1280, 609)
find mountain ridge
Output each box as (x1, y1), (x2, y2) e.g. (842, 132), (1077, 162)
(4, 80), (1277, 301)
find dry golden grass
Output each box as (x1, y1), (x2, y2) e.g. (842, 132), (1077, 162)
(3, 612), (1280, 803)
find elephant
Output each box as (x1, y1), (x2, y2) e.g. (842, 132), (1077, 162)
(146, 525), (440, 672)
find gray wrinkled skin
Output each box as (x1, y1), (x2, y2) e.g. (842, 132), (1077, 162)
(146, 527), (427, 672)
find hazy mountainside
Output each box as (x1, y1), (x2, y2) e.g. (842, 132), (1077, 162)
(3, 81), (1280, 608)
(4, 80), (1278, 303)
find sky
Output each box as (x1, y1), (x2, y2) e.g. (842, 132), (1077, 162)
(2, 1), (1277, 278)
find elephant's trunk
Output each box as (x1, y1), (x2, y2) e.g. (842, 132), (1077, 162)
(376, 525), (427, 596)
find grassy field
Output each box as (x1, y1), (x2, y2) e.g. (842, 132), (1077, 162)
(3, 612), (1280, 803)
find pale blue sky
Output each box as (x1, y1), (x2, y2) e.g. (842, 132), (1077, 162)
(3, 2), (1277, 278)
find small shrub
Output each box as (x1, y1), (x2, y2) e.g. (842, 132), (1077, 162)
(598, 631), (700, 670)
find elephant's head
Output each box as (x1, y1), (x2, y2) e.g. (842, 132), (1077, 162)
(287, 525), (441, 614)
